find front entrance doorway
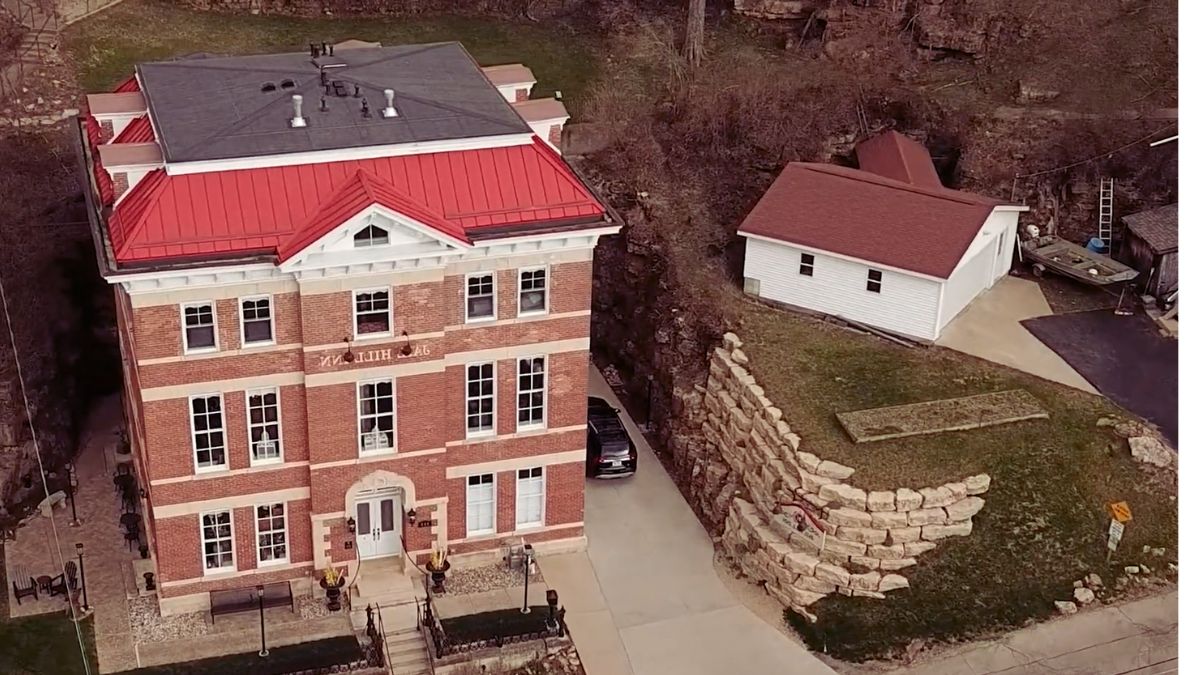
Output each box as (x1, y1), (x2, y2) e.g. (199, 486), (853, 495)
(355, 490), (402, 560)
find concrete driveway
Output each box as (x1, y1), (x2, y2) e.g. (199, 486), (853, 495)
(537, 366), (835, 675)
(937, 277), (1098, 393)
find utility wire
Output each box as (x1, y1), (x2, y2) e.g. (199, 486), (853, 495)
(1014, 122), (1177, 179)
(0, 270), (93, 675)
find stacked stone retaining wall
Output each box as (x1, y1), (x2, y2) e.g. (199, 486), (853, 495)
(684, 333), (991, 620)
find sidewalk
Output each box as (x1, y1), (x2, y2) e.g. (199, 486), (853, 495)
(887, 591), (1177, 675)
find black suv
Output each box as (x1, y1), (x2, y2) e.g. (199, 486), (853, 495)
(586, 396), (637, 478)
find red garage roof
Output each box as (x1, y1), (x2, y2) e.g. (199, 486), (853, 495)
(855, 130), (943, 189)
(738, 162), (1000, 279)
(106, 137), (606, 263)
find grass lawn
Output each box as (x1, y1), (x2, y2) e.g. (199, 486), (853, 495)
(0, 548), (99, 675)
(115, 635), (364, 675)
(63, 0), (601, 111)
(734, 301), (1177, 661)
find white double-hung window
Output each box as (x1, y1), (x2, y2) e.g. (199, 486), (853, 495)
(190, 394), (227, 472)
(358, 379), (395, 454)
(516, 467), (545, 529)
(247, 388), (282, 464)
(466, 474), (496, 536)
(466, 273), (496, 322)
(353, 289), (391, 337)
(517, 356), (546, 430)
(518, 268), (548, 315)
(466, 363), (495, 436)
(182, 302), (217, 353)
(240, 296), (274, 345)
(255, 503), (288, 566)
(200, 510), (234, 573)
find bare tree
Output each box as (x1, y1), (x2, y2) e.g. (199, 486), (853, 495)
(684, 0), (705, 67)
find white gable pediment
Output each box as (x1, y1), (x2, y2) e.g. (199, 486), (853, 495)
(280, 204), (470, 276)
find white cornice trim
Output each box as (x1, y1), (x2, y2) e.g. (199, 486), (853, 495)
(164, 133), (535, 176)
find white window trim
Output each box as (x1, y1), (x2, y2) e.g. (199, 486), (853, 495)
(516, 266), (549, 317)
(352, 287), (394, 340)
(254, 502), (290, 567)
(246, 387), (284, 467)
(199, 509), (236, 576)
(515, 467), (546, 530)
(189, 393), (228, 474)
(465, 361), (497, 438)
(516, 355), (547, 431)
(464, 272), (497, 324)
(353, 224), (390, 248)
(799, 252), (815, 277)
(238, 294), (276, 348)
(180, 301), (219, 355)
(465, 473), (497, 537)
(357, 378), (396, 456)
(867, 268), (883, 293)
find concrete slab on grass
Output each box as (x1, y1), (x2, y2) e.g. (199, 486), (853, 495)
(836, 389), (1048, 443)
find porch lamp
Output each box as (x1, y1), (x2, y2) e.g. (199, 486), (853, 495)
(342, 336), (355, 364)
(407, 508), (417, 525)
(400, 331), (413, 356)
(346, 517), (357, 535)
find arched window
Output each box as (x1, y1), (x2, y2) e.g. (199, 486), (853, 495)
(353, 225), (389, 248)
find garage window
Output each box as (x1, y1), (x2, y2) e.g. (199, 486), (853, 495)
(867, 269), (882, 293)
(799, 253), (815, 277)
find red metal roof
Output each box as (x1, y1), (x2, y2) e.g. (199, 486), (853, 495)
(855, 130), (943, 189)
(278, 169), (469, 260)
(738, 162), (1000, 279)
(114, 75), (141, 93)
(107, 137), (605, 263)
(113, 116), (154, 144)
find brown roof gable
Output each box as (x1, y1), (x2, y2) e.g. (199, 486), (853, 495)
(855, 130), (943, 188)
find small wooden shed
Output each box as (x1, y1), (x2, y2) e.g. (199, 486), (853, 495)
(1119, 204), (1178, 300)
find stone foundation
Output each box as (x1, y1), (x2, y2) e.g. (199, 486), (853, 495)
(691, 333), (990, 619)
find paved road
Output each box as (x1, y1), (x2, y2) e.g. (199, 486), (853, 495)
(538, 366), (835, 675)
(888, 591), (1177, 675)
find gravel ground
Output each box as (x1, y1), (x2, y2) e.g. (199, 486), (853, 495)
(298, 594), (332, 619)
(443, 563), (545, 596)
(128, 595), (210, 644)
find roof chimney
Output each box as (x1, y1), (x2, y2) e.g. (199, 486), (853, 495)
(289, 94), (307, 128)
(382, 89), (399, 118)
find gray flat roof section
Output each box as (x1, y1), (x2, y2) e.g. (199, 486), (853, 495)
(137, 42), (532, 163)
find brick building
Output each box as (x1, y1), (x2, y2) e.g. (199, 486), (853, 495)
(77, 41), (615, 615)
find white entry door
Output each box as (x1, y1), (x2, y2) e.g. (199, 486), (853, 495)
(355, 495), (402, 559)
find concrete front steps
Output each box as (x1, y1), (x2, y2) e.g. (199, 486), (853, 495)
(385, 626), (432, 675)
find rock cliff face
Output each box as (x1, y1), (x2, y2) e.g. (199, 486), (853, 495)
(733, 0), (817, 20)
(672, 333), (990, 619)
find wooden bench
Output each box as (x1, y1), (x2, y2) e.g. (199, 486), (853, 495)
(209, 581), (294, 624)
(10, 563), (37, 605)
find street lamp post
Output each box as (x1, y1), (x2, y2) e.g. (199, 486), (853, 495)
(520, 545), (535, 615)
(67, 464), (80, 527)
(76, 543), (89, 611)
(257, 585), (269, 658)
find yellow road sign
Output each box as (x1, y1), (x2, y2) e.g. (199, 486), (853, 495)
(1108, 501), (1133, 523)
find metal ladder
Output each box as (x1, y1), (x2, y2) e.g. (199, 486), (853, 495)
(1097, 178), (1115, 247)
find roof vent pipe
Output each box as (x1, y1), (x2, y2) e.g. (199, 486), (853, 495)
(289, 94), (307, 128)
(382, 89), (399, 118)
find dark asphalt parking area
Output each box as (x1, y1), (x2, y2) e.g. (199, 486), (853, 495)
(1022, 309), (1178, 446)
